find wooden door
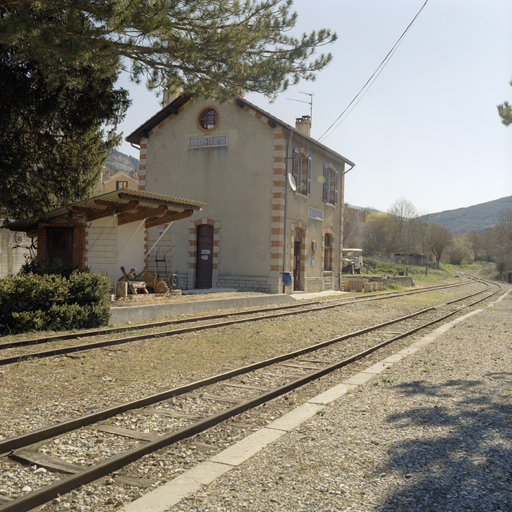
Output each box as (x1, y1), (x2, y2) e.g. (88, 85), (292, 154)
(46, 227), (74, 266)
(293, 229), (302, 291)
(196, 224), (214, 289)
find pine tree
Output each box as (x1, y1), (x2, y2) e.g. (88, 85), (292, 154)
(0, 0), (336, 99)
(0, 1), (335, 220)
(0, 45), (129, 220)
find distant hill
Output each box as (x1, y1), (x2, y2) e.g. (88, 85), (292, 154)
(423, 196), (512, 234)
(104, 150), (138, 177)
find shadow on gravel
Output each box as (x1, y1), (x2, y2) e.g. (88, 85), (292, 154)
(375, 377), (512, 512)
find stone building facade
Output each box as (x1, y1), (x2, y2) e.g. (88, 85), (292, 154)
(127, 94), (355, 294)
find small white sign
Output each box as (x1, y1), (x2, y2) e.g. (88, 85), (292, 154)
(201, 249), (211, 255)
(188, 135), (228, 149)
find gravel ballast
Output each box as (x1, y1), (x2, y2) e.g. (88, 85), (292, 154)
(1, 283), (510, 511)
(130, 289), (512, 512)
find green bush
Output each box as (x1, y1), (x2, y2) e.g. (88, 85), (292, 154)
(19, 259), (80, 279)
(0, 269), (111, 334)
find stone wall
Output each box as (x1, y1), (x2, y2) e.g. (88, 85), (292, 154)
(385, 275), (415, 287)
(0, 229), (30, 277)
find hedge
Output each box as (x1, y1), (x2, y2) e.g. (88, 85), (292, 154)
(0, 266), (111, 335)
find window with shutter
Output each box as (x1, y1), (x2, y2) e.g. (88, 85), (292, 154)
(306, 157), (311, 196)
(322, 165), (329, 202)
(291, 147), (311, 196)
(322, 164), (338, 205)
(334, 171), (338, 205)
(292, 148), (300, 187)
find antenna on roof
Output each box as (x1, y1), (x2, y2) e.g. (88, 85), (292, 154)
(286, 92), (314, 127)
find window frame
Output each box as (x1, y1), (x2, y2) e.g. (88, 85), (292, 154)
(292, 148), (311, 196)
(322, 164), (338, 205)
(197, 106), (220, 131)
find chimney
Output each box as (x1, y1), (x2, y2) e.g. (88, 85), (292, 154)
(162, 87), (182, 107)
(295, 115), (311, 137)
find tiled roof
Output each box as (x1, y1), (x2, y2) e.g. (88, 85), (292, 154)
(4, 189), (207, 232)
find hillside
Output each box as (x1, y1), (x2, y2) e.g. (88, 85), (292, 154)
(104, 150), (138, 176)
(424, 196), (512, 233)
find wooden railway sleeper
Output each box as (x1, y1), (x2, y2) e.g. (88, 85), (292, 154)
(1, 300), (477, 512)
(0, 279), (473, 353)
(0, 284), (503, 512)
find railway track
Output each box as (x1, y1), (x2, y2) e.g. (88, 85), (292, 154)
(0, 279), (472, 366)
(0, 276), (502, 512)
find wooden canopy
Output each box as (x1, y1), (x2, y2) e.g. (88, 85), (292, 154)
(4, 190), (207, 234)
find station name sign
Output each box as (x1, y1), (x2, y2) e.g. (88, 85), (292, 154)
(188, 135), (228, 150)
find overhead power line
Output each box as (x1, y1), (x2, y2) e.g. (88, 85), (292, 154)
(318, 0), (429, 143)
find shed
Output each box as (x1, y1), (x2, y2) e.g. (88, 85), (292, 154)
(4, 190), (206, 286)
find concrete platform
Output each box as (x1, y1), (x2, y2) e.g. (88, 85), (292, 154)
(110, 290), (348, 325)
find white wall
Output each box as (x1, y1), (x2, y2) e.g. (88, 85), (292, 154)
(144, 98), (274, 279)
(86, 218), (145, 286)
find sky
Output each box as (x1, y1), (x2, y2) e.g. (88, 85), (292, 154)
(116, 0), (512, 215)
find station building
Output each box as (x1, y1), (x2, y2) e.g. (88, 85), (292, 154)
(126, 93), (355, 294)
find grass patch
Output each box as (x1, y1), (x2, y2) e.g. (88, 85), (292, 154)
(363, 258), (452, 278)
(363, 259), (499, 284)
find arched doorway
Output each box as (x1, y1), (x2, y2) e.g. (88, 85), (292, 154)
(196, 224), (214, 288)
